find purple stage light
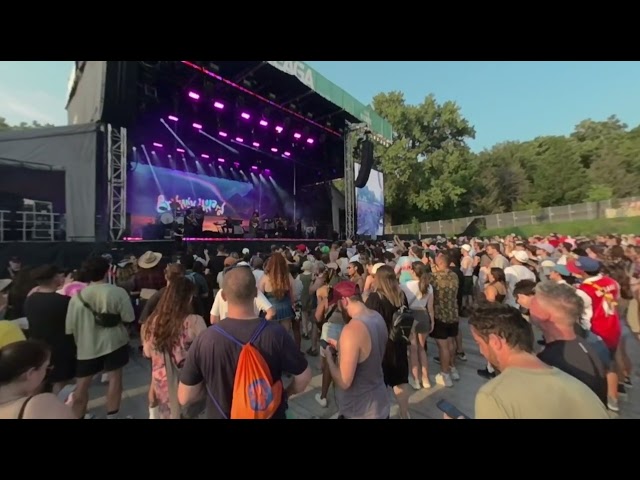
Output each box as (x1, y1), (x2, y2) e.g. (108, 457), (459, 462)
(284, 151), (291, 157)
(219, 131), (228, 137)
(188, 91), (200, 100)
(176, 148), (185, 153)
(252, 142), (260, 147)
(234, 162), (240, 168)
(275, 126), (283, 133)
(259, 119), (268, 127)
(240, 112), (250, 120)
(264, 168), (271, 174)
(271, 147), (278, 153)
(235, 137), (244, 142)
(251, 166), (259, 170)
(218, 158), (225, 163)
(168, 115), (178, 121)
(213, 101), (224, 109)
(193, 122), (202, 129)
(293, 132), (302, 139)
(152, 142), (163, 148)
(306, 138), (314, 144)
(201, 154), (209, 159)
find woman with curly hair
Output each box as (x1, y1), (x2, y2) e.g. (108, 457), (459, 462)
(258, 253), (295, 332)
(142, 277), (206, 419)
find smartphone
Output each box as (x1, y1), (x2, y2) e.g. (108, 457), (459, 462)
(436, 399), (469, 419)
(319, 340), (337, 354)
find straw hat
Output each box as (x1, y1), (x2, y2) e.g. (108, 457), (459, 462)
(137, 251), (162, 269)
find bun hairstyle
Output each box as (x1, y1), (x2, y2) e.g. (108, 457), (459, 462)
(0, 340), (50, 387)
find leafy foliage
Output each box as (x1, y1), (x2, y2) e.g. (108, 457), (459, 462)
(0, 117), (54, 131)
(369, 95), (640, 225)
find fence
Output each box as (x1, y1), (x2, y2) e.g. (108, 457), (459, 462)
(385, 197), (640, 236)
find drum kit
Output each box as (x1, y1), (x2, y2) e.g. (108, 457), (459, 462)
(158, 208), (185, 239)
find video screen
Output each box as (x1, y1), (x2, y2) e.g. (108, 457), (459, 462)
(354, 163), (384, 236)
(127, 164), (289, 237)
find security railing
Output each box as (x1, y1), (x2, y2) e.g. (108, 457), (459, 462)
(385, 196), (640, 236)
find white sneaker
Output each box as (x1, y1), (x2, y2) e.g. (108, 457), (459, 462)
(409, 378), (422, 390)
(315, 393), (328, 408)
(435, 372), (453, 388)
(450, 367), (461, 381)
(422, 378), (432, 389)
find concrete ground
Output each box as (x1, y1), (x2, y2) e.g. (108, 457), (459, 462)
(85, 319), (640, 419)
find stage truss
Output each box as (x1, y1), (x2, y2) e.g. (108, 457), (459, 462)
(344, 122), (368, 239)
(107, 124), (128, 241)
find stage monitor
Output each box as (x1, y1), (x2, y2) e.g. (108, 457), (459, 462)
(354, 163), (384, 236)
(127, 163), (292, 238)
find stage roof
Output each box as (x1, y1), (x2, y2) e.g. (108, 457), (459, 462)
(183, 61), (393, 145)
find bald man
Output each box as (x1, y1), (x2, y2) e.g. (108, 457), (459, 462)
(529, 281), (608, 405)
(178, 266), (311, 419)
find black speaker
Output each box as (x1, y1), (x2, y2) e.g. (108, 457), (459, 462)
(354, 139), (374, 188)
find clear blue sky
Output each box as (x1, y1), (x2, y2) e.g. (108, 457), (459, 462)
(1, 61), (639, 151)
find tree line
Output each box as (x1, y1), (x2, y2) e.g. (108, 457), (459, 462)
(0, 117), (54, 132)
(371, 92), (640, 226)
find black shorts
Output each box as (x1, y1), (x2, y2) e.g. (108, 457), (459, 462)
(75, 344), (130, 378)
(430, 320), (459, 340)
(462, 276), (474, 296)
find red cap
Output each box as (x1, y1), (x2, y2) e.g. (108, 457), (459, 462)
(296, 244), (307, 252)
(328, 281), (361, 305)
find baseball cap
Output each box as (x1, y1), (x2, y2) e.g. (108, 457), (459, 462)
(512, 250), (529, 263)
(328, 281), (361, 305)
(371, 263), (385, 275)
(554, 264), (570, 276)
(567, 256), (601, 276)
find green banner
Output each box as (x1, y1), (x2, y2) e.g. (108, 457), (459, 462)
(266, 61), (393, 144)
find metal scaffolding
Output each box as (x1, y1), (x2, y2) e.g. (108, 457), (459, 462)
(107, 124), (128, 241)
(343, 122), (368, 239)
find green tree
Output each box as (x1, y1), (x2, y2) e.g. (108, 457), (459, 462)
(371, 92), (476, 224)
(528, 136), (588, 206)
(470, 142), (533, 214)
(0, 116), (54, 131)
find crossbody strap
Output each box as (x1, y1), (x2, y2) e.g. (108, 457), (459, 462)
(77, 291), (98, 315)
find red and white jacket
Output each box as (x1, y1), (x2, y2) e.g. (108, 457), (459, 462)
(578, 274), (621, 350)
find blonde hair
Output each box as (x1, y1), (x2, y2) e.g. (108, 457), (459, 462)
(374, 265), (404, 308)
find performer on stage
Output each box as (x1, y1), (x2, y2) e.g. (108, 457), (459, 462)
(183, 208), (201, 238)
(249, 211), (260, 237)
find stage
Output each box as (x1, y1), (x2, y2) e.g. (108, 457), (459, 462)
(0, 237), (332, 270)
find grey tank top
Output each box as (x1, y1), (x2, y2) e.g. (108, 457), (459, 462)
(335, 309), (391, 419)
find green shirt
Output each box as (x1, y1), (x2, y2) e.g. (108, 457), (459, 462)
(65, 283), (135, 360)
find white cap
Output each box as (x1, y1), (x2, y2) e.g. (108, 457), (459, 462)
(371, 263), (385, 275)
(512, 251), (529, 263)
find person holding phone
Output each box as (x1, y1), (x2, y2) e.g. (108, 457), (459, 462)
(321, 281), (390, 419)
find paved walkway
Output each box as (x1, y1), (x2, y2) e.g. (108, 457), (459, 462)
(86, 320), (640, 419)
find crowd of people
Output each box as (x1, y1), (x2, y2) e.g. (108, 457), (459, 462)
(0, 232), (638, 419)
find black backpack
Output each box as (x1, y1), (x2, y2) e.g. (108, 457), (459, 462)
(389, 304), (414, 343)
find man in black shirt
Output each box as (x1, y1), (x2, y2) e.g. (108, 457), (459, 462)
(529, 281), (607, 404)
(178, 265), (311, 419)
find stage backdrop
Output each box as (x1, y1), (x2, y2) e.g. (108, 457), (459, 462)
(127, 164), (291, 237)
(354, 163), (384, 236)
